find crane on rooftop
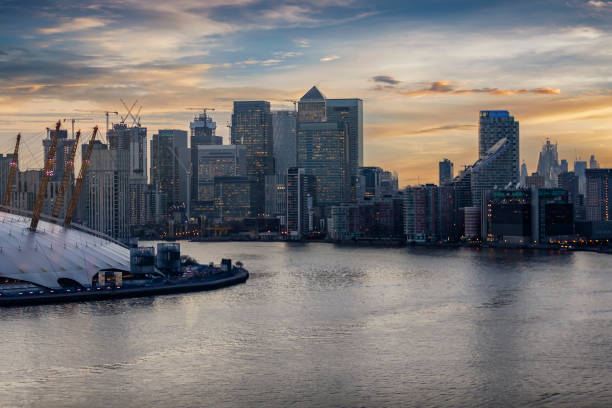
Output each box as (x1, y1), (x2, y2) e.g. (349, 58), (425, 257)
(62, 118), (92, 138)
(75, 110), (118, 134)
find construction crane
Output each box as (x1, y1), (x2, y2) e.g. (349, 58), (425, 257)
(64, 126), (98, 228)
(120, 99), (138, 124)
(186, 107), (215, 114)
(2, 133), (20, 209)
(51, 130), (81, 219)
(30, 121), (61, 231)
(283, 99), (298, 111)
(131, 105), (143, 126)
(75, 110), (118, 134)
(62, 118), (92, 138)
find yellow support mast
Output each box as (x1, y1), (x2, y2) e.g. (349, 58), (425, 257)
(51, 130), (81, 219)
(64, 126), (98, 228)
(2, 133), (20, 209)
(30, 121), (61, 231)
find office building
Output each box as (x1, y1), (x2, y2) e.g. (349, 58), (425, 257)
(558, 171), (585, 222)
(272, 110), (297, 178)
(439, 158), (454, 186)
(231, 101), (274, 216)
(560, 159), (568, 174)
(194, 145), (247, 203)
(532, 188), (573, 243)
(471, 110), (520, 208)
(486, 189), (532, 244)
(380, 171), (399, 196)
(326, 97), (363, 201)
(150, 129), (189, 207)
(590, 154), (599, 169)
(520, 162), (528, 186)
(297, 88), (349, 208)
(585, 169), (612, 221)
(214, 176), (252, 220)
(190, 110), (221, 212)
(525, 173), (545, 189)
(286, 167), (315, 238)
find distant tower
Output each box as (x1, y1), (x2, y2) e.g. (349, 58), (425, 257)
(536, 139), (560, 187)
(590, 154), (599, 169)
(520, 162), (528, 186)
(439, 158), (453, 186)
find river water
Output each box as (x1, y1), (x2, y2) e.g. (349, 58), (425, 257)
(1, 242), (612, 407)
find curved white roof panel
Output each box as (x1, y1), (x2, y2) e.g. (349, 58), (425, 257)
(0, 212), (130, 289)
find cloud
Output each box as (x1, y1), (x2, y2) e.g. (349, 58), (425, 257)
(372, 75), (400, 85)
(412, 124), (476, 134)
(320, 55), (340, 62)
(390, 81), (561, 97)
(38, 17), (109, 35)
(294, 39), (310, 48)
(587, 0), (612, 8)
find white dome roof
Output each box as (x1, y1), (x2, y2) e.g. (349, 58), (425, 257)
(0, 212), (130, 289)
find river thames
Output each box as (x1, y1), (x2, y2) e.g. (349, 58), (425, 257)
(2, 242), (612, 407)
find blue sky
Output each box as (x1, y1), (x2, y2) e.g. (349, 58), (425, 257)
(0, 0), (611, 184)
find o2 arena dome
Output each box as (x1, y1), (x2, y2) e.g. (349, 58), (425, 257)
(0, 212), (130, 290)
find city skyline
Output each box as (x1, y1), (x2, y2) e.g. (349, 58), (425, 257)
(0, 1), (611, 186)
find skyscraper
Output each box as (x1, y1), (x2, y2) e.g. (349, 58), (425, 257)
(190, 110), (221, 215)
(266, 110), (297, 218)
(297, 87), (349, 208)
(107, 122), (148, 228)
(574, 160), (587, 195)
(286, 167), (315, 238)
(231, 101), (274, 216)
(585, 168), (612, 221)
(439, 158), (453, 186)
(590, 154), (599, 169)
(326, 98), (363, 201)
(150, 129), (189, 208)
(520, 162), (528, 186)
(471, 110), (519, 207)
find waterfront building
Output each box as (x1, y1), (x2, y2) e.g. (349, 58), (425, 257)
(326, 97), (363, 201)
(439, 158), (454, 186)
(404, 184), (439, 243)
(486, 189), (532, 244)
(214, 176), (253, 220)
(231, 101), (274, 216)
(439, 184), (457, 241)
(585, 168), (612, 221)
(328, 196), (404, 241)
(471, 110), (520, 208)
(107, 123), (148, 228)
(536, 139), (560, 187)
(150, 129), (189, 207)
(464, 206), (481, 239)
(286, 167), (315, 238)
(531, 188), (573, 243)
(328, 204), (359, 241)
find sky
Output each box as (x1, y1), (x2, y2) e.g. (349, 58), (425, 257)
(0, 0), (610, 186)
